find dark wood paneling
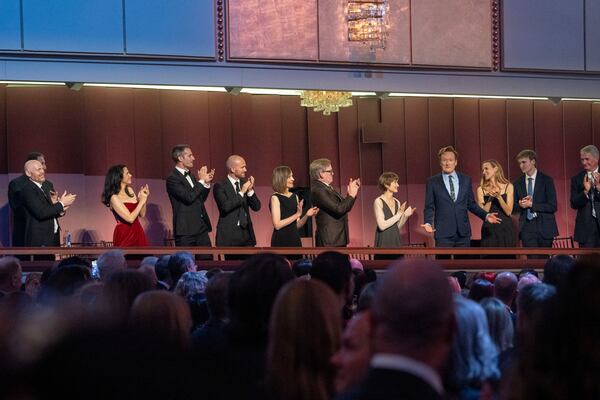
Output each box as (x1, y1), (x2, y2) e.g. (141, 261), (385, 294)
(533, 101), (566, 236)
(563, 101), (592, 179)
(479, 99), (508, 174)
(103, 89), (136, 171)
(592, 103), (600, 146)
(249, 95), (283, 184)
(82, 88), (109, 176)
(133, 90), (163, 179)
(404, 97), (430, 245)
(7, 87), (83, 174)
(454, 99), (481, 179)
(428, 98), (455, 173)
(307, 110), (340, 188)
(280, 96), (309, 187)
(160, 91), (210, 177)
(208, 92), (233, 178)
(357, 98), (383, 185)
(506, 100), (535, 179)
(454, 98), (483, 238)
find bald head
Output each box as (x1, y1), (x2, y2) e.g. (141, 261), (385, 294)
(494, 272), (518, 306)
(226, 155), (247, 179)
(24, 160), (45, 183)
(373, 259), (454, 354)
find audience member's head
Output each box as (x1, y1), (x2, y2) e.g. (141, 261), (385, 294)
(267, 279), (341, 400)
(510, 258), (600, 399)
(138, 265), (158, 288)
(516, 282), (555, 337)
(154, 255), (172, 289)
(480, 297), (514, 353)
(516, 272), (541, 292)
(468, 279), (494, 302)
(292, 258), (312, 278)
(96, 250), (126, 281)
(167, 252), (196, 289)
(494, 271), (518, 307)
(331, 311), (372, 394)
(228, 253), (294, 337)
(445, 296), (499, 394)
(39, 265), (90, 302)
(357, 281), (377, 312)
(139, 256), (158, 269)
(56, 256), (92, 271)
(130, 291), (192, 350)
(24, 272), (42, 299)
(543, 255), (576, 288)
(205, 273), (229, 321)
(517, 268), (538, 279)
(174, 271), (208, 299)
(205, 267), (224, 280)
(76, 282), (104, 312)
(372, 259), (454, 373)
(451, 271), (467, 289)
(101, 269), (153, 325)
(311, 251), (354, 308)
(0, 257), (22, 294)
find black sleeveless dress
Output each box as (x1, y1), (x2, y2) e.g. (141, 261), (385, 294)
(374, 198), (402, 248)
(480, 192), (516, 247)
(270, 193), (302, 247)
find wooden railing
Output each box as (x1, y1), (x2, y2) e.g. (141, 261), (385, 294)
(2, 246), (598, 272)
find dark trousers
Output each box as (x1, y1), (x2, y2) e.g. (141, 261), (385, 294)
(220, 227), (253, 260)
(175, 232), (213, 260)
(521, 219), (554, 258)
(435, 235), (470, 259)
(578, 218), (600, 248)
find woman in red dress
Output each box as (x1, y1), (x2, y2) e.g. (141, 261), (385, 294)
(101, 164), (149, 247)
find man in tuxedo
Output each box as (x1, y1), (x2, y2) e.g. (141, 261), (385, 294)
(337, 259), (454, 400)
(570, 145), (600, 247)
(513, 149), (558, 251)
(20, 160), (76, 247)
(166, 144), (215, 250)
(310, 158), (360, 247)
(422, 146), (500, 247)
(8, 152), (55, 246)
(213, 155), (261, 253)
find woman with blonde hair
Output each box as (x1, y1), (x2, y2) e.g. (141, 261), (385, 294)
(476, 160), (516, 247)
(373, 172), (415, 256)
(266, 279), (341, 400)
(269, 166), (318, 247)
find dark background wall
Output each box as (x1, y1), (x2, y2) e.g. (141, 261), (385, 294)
(0, 86), (599, 246)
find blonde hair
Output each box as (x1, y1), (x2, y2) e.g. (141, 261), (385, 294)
(309, 158), (331, 181)
(480, 159), (509, 190)
(272, 166), (292, 193)
(378, 172), (399, 192)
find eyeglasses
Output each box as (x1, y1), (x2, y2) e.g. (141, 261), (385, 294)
(323, 169), (334, 174)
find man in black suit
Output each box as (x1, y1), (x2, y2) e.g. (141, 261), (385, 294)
(8, 152), (55, 246)
(166, 144), (215, 250)
(513, 149), (558, 251)
(20, 160), (76, 247)
(570, 145), (600, 247)
(337, 258), (454, 400)
(310, 158), (360, 247)
(422, 146), (499, 247)
(213, 155), (261, 254)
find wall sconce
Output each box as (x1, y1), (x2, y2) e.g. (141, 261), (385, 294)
(347, 0), (389, 51)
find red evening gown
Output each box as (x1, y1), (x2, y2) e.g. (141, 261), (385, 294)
(112, 202), (148, 246)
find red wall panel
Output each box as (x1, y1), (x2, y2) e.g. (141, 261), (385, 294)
(479, 99), (508, 173)
(207, 92), (233, 176)
(428, 98), (455, 173)
(280, 97), (309, 187)
(506, 100), (534, 179)
(133, 90), (163, 179)
(0, 86), (7, 174)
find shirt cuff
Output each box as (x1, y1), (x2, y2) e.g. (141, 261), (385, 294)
(199, 180), (210, 189)
(247, 189), (255, 197)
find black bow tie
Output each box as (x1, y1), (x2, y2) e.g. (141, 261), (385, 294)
(183, 171), (190, 177)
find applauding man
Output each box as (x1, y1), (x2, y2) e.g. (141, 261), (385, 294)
(570, 145), (600, 247)
(213, 155), (261, 253)
(310, 158), (360, 247)
(422, 146), (500, 248)
(21, 160), (76, 247)
(166, 144), (215, 249)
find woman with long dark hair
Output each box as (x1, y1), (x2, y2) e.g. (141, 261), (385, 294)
(101, 165), (149, 246)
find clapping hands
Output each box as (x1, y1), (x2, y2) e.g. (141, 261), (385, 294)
(138, 184), (150, 201)
(347, 178), (361, 197)
(198, 166), (215, 183)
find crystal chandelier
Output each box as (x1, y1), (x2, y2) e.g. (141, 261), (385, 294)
(347, 0), (389, 51)
(300, 91), (353, 116)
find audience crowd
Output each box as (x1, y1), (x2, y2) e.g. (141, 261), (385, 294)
(0, 251), (598, 399)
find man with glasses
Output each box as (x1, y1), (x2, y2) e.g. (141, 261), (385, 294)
(570, 144), (600, 247)
(310, 158), (360, 247)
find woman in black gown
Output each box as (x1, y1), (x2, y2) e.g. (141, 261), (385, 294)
(476, 160), (516, 248)
(270, 166), (318, 247)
